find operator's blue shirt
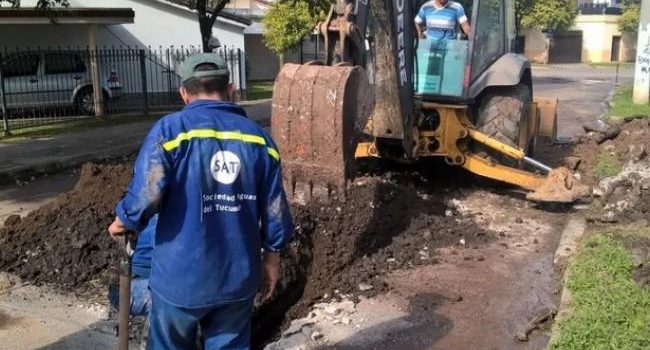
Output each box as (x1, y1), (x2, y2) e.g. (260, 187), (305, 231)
(132, 215), (156, 279)
(115, 100), (294, 308)
(415, 1), (468, 40)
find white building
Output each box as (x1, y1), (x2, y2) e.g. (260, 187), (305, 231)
(0, 0), (251, 94)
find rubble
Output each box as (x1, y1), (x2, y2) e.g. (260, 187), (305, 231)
(265, 297), (360, 350)
(588, 160), (650, 223)
(570, 119), (650, 223)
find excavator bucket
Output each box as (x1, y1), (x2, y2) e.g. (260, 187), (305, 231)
(526, 167), (591, 203)
(271, 64), (373, 204)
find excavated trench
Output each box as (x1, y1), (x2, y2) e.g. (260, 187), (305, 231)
(0, 162), (494, 348)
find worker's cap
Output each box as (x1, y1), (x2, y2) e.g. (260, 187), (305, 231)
(180, 53), (230, 83)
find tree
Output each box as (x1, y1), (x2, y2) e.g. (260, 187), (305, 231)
(0, 0), (68, 9)
(262, 1), (321, 62)
(518, 0), (577, 32)
(174, 0), (231, 52)
(619, 0), (640, 35)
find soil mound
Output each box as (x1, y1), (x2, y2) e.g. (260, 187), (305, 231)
(569, 118), (650, 223)
(254, 174), (492, 347)
(0, 163), (132, 294)
(573, 119), (650, 182)
(273, 176), (492, 318)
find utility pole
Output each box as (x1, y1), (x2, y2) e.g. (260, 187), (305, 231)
(633, 0), (650, 104)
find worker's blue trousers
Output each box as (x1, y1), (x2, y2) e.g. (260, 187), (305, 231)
(147, 291), (254, 350)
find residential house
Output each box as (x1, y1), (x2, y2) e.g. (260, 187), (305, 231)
(0, 0), (251, 95)
(227, 0), (280, 81)
(523, 0), (635, 64)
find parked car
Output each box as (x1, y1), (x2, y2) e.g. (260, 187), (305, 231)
(0, 51), (122, 116)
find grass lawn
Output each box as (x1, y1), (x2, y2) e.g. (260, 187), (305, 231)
(247, 81), (274, 101)
(0, 114), (158, 144)
(588, 62), (634, 69)
(591, 152), (622, 180)
(607, 86), (650, 119)
(550, 226), (650, 350)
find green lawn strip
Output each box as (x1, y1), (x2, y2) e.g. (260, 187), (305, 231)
(550, 229), (650, 350)
(0, 114), (158, 144)
(607, 86), (650, 119)
(247, 81), (274, 101)
(588, 62), (634, 69)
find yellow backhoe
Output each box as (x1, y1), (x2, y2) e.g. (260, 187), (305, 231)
(271, 0), (589, 204)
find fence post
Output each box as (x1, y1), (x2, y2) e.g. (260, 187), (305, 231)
(0, 52), (9, 137)
(237, 48), (245, 101)
(300, 40), (304, 64)
(139, 49), (150, 116)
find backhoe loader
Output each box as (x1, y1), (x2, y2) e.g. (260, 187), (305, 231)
(271, 0), (589, 204)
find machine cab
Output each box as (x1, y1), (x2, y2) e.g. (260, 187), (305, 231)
(413, 0), (519, 100)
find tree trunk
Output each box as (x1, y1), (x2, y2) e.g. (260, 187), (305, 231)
(196, 0), (230, 53)
(201, 21), (212, 52)
(199, 12), (217, 53)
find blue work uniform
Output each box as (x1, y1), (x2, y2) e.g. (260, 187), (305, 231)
(415, 1), (469, 40)
(115, 100), (294, 349)
(132, 215), (156, 279)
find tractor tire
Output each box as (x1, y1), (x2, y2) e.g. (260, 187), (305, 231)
(475, 84), (532, 165)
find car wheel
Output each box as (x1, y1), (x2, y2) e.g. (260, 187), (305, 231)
(75, 88), (108, 116)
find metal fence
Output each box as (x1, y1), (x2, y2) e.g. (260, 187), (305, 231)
(0, 45), (244, 134)
(284, 35), (327, 65)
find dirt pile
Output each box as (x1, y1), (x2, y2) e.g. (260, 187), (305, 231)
(0, 163), (132, 294)
(572, 118), (650, 180)
(0, 162), (493, 348)
(271, 176), (492, 319)
(568, 118), (650, 223)
(254, 174), (493, 347)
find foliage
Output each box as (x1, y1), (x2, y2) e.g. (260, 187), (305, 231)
(619, 0), (641, 34)
(0, 0), (68, 9)
(518, 0), (577, 32)
(592, 152), (622, 179)
(550, 233), (650, 350)
(262, 1), (317, 56)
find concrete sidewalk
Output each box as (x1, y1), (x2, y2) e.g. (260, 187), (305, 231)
(0, 100), (271, 183)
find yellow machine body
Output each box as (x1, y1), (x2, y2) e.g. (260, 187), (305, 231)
(355, 98), (559, 193)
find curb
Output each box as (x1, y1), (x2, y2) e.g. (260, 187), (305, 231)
(549, 214), (587, 345)
(0, 142), (140, 185)
(553, 215), (587, 266)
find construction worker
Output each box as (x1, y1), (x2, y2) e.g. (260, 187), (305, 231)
(107, 53), (294, 350)
(415, 0), (472, 40)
